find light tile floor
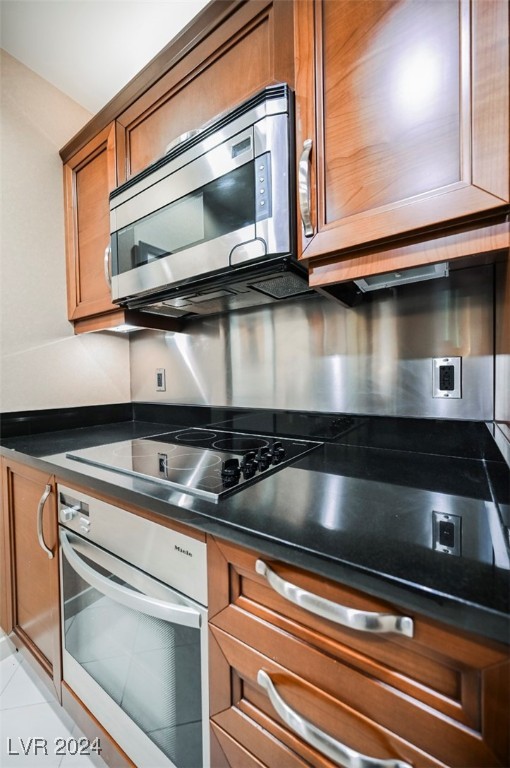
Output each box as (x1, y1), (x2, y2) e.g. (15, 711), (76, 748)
(0, 648), (107, 768)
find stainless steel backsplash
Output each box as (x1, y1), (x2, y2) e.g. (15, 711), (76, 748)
(130, 265), (494, 420)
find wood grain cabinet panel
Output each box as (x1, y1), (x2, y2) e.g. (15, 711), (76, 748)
(0, 459), (61, 700)
(117, 1), (294, 181)
(210, 626), (448, 768)
(295, 0), (509, 266)
(208, 536), (510, 767)
(63, 123), (118, 322)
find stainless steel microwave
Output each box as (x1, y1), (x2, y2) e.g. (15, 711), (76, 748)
(107, 84), (317, 319)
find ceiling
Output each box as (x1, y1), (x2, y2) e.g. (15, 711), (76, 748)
(0, 0), (211, 114)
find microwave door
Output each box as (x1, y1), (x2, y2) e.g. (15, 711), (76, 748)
(110, 130), (260, 302)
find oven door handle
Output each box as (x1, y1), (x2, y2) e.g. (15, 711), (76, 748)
(60, 529), (201, 628)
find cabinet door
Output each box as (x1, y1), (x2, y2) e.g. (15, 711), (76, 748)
(1, 460), (60, 699)
(117, 1), (294, 180)
(64, 122), (118, 321)
(295, 0), (509, 261)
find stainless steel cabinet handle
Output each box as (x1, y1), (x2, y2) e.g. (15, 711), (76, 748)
(60, 530), (201, 628)
(298, 138), (314, 237)
(37, 484), (53, 559)
(165, 128), (202, 155)
(104, 244), (112, 289)
(256, 560), (413, 637)
(258, 670), (412, 768)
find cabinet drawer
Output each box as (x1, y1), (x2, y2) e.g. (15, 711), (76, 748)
(211, 719), (311, 768)
(210, 625), (449, 768)
(208, 537), (509, 766)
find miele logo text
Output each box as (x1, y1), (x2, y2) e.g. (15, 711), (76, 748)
(175, 545), (193, 557)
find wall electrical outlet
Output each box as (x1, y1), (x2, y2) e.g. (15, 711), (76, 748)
(432, 511), (462, 556)
(432, 357), (461, 398)
(155, 368), (166, 392)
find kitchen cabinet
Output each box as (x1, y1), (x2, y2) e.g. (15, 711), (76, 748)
(63, 125), (176, 334)
(63, 125), (189, 334)
(208, 536), (510, 767)
(61, 1), (294, 331)
(57, 0), (510, 329)
(63, 123), (119, 327)
(116, 0), (293, 181)
(0, 459), (61, 700)
(295, 0), (509, 283)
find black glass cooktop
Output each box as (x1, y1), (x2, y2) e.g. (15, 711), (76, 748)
(66, 428), (322, 501)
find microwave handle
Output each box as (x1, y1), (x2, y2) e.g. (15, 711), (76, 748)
(298, 139), (314, 237)
(104, 244), (112, 289)
(60, 529), (201, 629)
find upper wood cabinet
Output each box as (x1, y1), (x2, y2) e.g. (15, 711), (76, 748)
(294, 0), (509, 265)
(0, 459), (61, 700)
(62, 127), (183, 334)
(116, 0), (294, 182)
(61, 1), (294, 332)
(63, 123), (120, 327)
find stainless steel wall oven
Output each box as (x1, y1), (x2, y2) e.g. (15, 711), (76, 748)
(58, 484), (209, 768)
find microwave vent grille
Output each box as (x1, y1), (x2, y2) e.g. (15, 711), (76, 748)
(250, 273), (312, 300)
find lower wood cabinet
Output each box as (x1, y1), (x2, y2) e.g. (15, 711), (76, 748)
(208, 536), (510, 768)
(1, 459), (508, 767)
(0, 459), (61, 700)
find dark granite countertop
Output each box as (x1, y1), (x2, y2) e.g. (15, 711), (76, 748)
(1, 402), (509, 645)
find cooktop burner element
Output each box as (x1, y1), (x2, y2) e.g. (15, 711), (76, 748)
(212, 436), (269, 451)
(66, 428), (322, 501)
(173, 429), (217, 442)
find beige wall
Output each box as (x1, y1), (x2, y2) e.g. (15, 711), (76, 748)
(0, 51), (130, 413)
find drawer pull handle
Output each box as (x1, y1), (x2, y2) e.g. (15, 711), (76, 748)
(255, 560), (413, 637)
(298, 138), (314, 236)
(37, 484), (53, 559)
(257, 669), (412, 768)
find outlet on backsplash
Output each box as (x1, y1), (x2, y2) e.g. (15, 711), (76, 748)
(155, 368), (166, 392)
(433, 357), (462, 399)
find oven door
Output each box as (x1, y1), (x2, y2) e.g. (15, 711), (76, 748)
(59, 528), (209, 768)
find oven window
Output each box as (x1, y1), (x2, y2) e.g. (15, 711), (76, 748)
(62, 554), (203, 768)
(113, 160), (256, 276)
